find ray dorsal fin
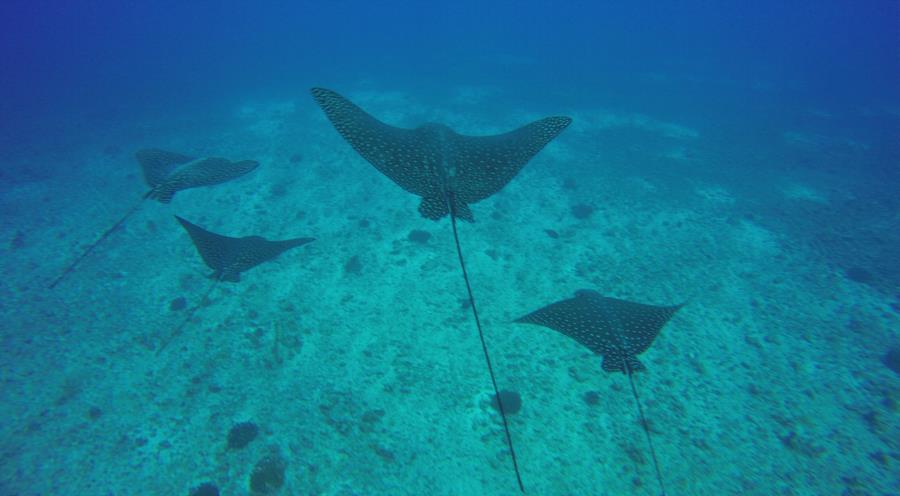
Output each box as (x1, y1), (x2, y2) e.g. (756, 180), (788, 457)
(175, 215), (235, 279)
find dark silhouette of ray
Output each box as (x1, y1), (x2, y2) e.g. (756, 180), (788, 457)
(48, 150), (259, 289)
(312, 87), (571, 493)
(175, 215), (315, 283)
(157, 216), (315, 353)
(515, 290), (683, 496)
(141, 152), (260, 204)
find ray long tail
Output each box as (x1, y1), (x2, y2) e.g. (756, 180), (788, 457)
(49, 198), (146, 289)
(448, 195), (526, 493)
(156, 278), (219, 355)
(625, 364), (667, 496)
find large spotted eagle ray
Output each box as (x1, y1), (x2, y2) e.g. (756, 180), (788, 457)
(515, 289), (683, 496)
(49, 149), (259, 288)
(157, 215), (315, 353)
(311, 87), (571, 492)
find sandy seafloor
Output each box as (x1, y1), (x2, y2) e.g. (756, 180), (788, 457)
(0, 84), (898, 496)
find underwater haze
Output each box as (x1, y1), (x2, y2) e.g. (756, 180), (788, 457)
(1, 1), (898, 495)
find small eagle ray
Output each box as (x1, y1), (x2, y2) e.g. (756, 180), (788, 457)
(48, 149), (259, 288)
(311, 87), (571, 493)
(157, 216), (315, 354)
(175, 215), (315, 283)
(515, 289), (683, 496)
(138, 150), (259, 204)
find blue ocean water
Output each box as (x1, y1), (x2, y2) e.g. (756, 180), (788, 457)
(1, 1), (898, 495)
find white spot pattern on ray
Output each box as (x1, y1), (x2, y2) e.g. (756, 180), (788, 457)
(311, 87), (571, 222)
(515, 290), (682, 373)
(136, 149), (259, 203)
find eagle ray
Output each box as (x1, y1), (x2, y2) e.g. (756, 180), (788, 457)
(157, 215), (315, 353)
(311, 87), (571, 493)
(515, 289), (683, 496)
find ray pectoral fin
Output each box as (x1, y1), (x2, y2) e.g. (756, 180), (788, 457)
(264, 237), (315, 261)
(311, 88), (437, 197)
(188, 158), (260, 187)
(135, 148), (194, 188)
(418, 195), (450, 220)
(456, 115), (572, 203)
(175, 215), (232, 271)
(286, 237), (316, 249)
